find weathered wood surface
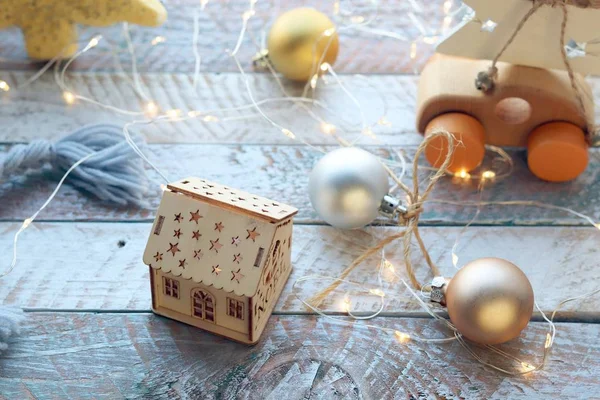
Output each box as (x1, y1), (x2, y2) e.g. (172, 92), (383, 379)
(0, 313), (598, 399)
(2, 144), (599, 225)
(2, 72), (600, 144)
(1, 222), (598, 317)
(0, 0), (447, 74)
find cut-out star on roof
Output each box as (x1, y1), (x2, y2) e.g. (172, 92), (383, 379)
(437, 0), (600, 74)
(0, 0), (167, 60)
(189, 210), (203, 224)
(209, 239), (223, 253)
(167, 243), (180, 257)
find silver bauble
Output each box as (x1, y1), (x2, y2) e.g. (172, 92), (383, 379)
(308, 147), (389, 229)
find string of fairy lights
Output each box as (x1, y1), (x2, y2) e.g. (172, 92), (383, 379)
(1, 0), (600, 375)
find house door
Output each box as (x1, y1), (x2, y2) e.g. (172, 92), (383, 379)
(191, 289), (215, 323)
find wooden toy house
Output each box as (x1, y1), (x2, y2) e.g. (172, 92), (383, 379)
(143, 177), (297, 344)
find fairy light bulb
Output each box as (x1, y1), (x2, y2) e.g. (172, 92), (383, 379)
(544, 333), (552, 349)
(377, 116), (391, 126)
(443, 0), (453, 14)
(203, 115), (219, 122)
(310, 74), (319, 89)
(63, 91), (75, 104)
(282, 128), (296, 139)
(88, 36), (101, 48)
(481, 170), (496, 180)
(369, 289), (385, 297)
(342, 295), (351, 312)
(166, 109), (182, 119)
(410, 42), (417, 60)
(456, 169), (471, 179)
(151, 36), (166, 45)
(145, 101), (158, 117)
(320, 62), (330, 72)
(242, 9), (255, 21)
(0, 80), (9, 92)
(384, 260), (395, 272)
(320, 122), (336, 135)
(395, 331), (411, 344)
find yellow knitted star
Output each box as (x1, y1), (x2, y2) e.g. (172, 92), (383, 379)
(0, 0), (167, 60)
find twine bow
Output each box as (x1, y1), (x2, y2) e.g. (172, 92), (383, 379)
(476, 0), (599, 140)
(307, 131), (455, 307)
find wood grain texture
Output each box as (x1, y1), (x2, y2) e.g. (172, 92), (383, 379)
(2, 144), (599, 225)
(2, 72), (600, 144)
(0, 313), (599, 399)
(1, 222), (598, 317)
(0, 0), (447, 74)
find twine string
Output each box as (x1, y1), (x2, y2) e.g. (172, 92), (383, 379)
(307, 130), (455, 308)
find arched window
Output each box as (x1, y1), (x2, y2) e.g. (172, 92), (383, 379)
(191, 289), (215, 323)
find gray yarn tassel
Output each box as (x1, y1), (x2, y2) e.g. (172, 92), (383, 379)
(0, 124), (151, 353)
(0, 307), (24, 353)
(0, 124), (150, 207)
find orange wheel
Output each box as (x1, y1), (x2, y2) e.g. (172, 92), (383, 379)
(527, 122), (588, 182)
(424, 113), (486, 173)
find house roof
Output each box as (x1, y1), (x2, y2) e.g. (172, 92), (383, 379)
(143, 179), (296, 297)
(167, 177), (297, 224)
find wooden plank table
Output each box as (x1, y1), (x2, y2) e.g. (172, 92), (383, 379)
(1, 1), (599, 398)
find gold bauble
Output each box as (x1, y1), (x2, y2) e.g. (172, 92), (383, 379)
(445, 257), (534, 345)
(267, 8), (339, 81)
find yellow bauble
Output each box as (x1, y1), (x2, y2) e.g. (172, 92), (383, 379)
(445, 257), (534, 345)
(267, 8), (339, 82)
(0, 0), (167, 60)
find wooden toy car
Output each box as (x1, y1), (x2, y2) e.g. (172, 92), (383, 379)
(416, 54), (594, 182)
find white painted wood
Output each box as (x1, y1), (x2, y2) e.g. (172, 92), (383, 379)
(1, 71), (599, 144)
(0, 71), (421, 144)
(1, 222), (598, 317)
(439, 0), (600, 74)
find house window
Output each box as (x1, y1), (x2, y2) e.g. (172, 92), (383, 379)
(227, 298), (244, 320)
(192, 289), (215, 322)
(163, 277), (180, 299)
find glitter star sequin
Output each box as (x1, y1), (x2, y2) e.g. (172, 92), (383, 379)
(215, 222), (225, 232)
(193, 250), (203, 260)
(178, 259), (187, 269)
(153, 252), (163, 262)
(192, 230), (201, 240)
(233, 253), (243, 264)
(212, 265), (222, 275)
(174, 213), (183, 223)
(231, 236), (240, 246)
(173, 229), (182, 238)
